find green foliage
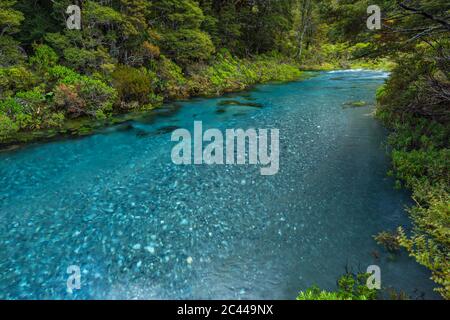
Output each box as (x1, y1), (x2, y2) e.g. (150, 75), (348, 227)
(48, 65), (81, 83)
(154, 55), (188, 99)
(0, 66), (37, 97)
(188, 52), (302, 96)
(189, 52), (251, 95)
(0, 86), (63, 134)
(53, 77), (117, 118)
(15, 87), (46, 110)
(0, 0), (24, 35)
(2, 0), (384, 135)
(83, 1), (124, 26)
(367, 2), (449, 298)
(112, 65), (160, 108)
(376, 115), (449, 299)
(0, 112), (19, 139)
(152, 0), (215, 65)
(374, 231), (401, 253)
(251, 56), (303, 83)
(297, 287), (348, 300)
(0, 96), (23, 117)
(0, 0), (25, 67)
(0, 35), (25, 67)
(62, 47), (114, 73)
(398, 221), (449, 300)
(376, 67), (449, 299)
(391, 149), (449, 188)
(29, 44), (59, 71)
(297, 273), (378, 300)
(45, 64), (118, 119)
(162, 29), (215, 65)
(203, 0), (296, 56)
(14, 1), (58, 47)
(0, 0), (447, 301)
(0, 87), (46, 124)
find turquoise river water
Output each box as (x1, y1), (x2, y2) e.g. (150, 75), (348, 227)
(0, 70), (440, 299)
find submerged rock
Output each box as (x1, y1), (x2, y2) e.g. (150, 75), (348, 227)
(217, 100), (263, 108)
(342, 100), (368, 108)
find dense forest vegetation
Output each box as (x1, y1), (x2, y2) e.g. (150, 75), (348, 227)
(0, 0), (394, 143)
(0, 0), (448, 299)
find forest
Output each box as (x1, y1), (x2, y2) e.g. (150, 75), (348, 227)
(0, 0), (448, 299)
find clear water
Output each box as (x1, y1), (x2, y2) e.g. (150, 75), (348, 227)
(0, 70), (439, 299)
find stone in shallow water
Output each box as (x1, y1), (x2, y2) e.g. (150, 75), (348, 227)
(145, 246), (155, 254)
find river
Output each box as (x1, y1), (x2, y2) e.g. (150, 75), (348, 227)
(0, 70), (439, 299)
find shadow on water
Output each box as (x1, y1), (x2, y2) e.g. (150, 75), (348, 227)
(217, 100), (264, 108)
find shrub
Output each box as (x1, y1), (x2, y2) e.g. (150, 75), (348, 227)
(0, 97), (24, 117)
(0, 66), (37, 98)
(187, 53), (301, 96)
(29, 44), (59, 72)
(15, 87), (46, 113)
(48, 65), (82, 83)
(62, 47), (99, 72)
(112, 65), (158, 106)
(53, 77), (117, 118)
(0, 113), (19, 139)
(0, 36), (25, 67)
(142, 41), (161, 59)
(161, 29), (215, 66)
(297, 273), (378, 300)
(61, 47), (114, 73)
(53, 84), (85, 117)
(374, 231), (401, 253)
(297, 287), (347, 300)
(155, 56), (188, 99)
(392, 149), (449, 188)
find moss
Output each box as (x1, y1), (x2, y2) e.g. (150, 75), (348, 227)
(342, 100), (368, 108)
(217, 100), (263, 108)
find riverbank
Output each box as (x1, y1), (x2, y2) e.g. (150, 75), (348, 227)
(0, 50), (306, 148)
(1, 52), (392, 150)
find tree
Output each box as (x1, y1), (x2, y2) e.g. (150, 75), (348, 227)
(45, 0), (123, 72)
(0, 0), (25, 66)
(151, 0), (215, 65)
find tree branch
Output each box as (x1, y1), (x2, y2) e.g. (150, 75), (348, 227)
(397, 1), (450, 31)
